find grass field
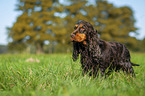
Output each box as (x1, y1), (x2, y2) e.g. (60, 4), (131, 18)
(0, 53), (145, 96)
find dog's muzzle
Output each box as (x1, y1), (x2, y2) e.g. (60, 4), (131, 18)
(70, 33), (86, 42)
(70, 24), (86, 42)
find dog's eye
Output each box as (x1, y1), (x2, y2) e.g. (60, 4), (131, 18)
(81, 26), (85, 29)
(74, 26), (77, 30)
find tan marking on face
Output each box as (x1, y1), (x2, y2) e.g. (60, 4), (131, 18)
(83, 41), (87, 45)
(79, 25), (83, 28)
(72, 33), (86, 42)
(75, 25), (78, 27)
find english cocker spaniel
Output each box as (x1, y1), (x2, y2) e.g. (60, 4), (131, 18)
(70, 20), (139, 77)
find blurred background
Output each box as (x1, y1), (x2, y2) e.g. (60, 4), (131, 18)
(0, 0), (145, 54)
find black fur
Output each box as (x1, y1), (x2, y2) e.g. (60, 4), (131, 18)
(71, 20), (139, 77)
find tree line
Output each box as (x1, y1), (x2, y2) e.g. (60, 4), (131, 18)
(7, 0), (145, 54)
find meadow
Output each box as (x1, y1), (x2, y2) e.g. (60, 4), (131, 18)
(0, 53), (145, 96)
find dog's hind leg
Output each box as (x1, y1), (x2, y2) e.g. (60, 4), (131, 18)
(121, 62), (136, 77)
(129, 66), (136, 77)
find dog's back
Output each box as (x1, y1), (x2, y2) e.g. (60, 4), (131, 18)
(108, 41), (139, 66)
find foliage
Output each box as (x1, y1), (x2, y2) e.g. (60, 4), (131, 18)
(0, 45), (8, 54)
(9, 0), (63, 54)
(8, 42), (27, 53)
(84, 1), (138, 47)
(8, 0), (140, 53)
(0, 53), (145, 96)
(139, 38), (145, 51)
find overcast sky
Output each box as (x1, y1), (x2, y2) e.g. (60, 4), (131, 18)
(0, 0), (145, 45)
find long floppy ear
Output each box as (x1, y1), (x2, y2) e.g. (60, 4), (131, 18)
(72, 42), (80, 61)
(88, 29), (98, 48)
(85, 21), (98, 40)
(88, 29), (98, 40)
(88, 29), (101, 57)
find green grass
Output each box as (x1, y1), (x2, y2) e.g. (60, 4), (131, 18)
(0, 53), (145, 96)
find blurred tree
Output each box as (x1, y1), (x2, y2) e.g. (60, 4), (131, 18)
(8, 0), (63, 54)
(61, 0), (138, 51)
(84, 1), (138, 48)
(141, 38), (145, 51)
(56, 0), (89, 52)
(8, 0), (140, 53)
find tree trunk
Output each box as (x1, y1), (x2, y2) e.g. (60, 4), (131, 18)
(36, 42), (44, 54)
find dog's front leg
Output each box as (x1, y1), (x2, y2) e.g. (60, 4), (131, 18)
(99, 68), (106, 77)
(72, 42), (80, 61)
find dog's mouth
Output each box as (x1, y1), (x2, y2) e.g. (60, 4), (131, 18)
(70, 33), (86, 42)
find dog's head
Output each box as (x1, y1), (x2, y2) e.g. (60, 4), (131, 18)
(71, 20), (98, 61)
(70, 20), (97, 44)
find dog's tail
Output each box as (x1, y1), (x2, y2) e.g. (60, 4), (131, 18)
(131, 62), (140, 66)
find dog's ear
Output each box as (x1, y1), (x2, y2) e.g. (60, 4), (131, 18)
(87, 29), (98, 45)
(88, 29), (100, 54)
(90, 30), (98, 38)
(72, 42), (80, 61)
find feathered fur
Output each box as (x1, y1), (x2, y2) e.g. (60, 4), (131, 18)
(71, 20), (139, 77)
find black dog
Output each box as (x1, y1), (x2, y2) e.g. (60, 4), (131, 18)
(70, 20), (139, 77)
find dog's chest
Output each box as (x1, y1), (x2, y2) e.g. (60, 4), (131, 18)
(80, 49), (93, 63)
